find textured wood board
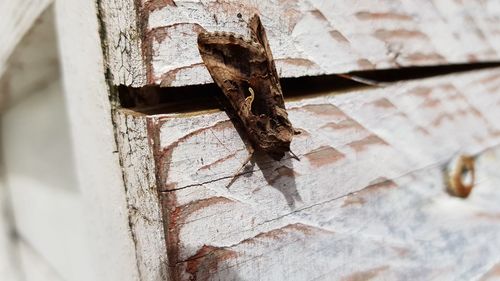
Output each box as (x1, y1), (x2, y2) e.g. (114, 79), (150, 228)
(116, 68), (500, 280)
(114, 110), (169, 280)
(101, 0), (500, 87)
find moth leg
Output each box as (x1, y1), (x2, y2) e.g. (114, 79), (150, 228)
(226, 146), (255, 189)
(289, 150), (300, 161)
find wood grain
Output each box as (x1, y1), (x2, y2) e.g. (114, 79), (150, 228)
(117, 68), (500, 280)
(101, 0), (500, 87)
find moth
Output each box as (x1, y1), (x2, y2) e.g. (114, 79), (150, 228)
(197, 14), (296, 161)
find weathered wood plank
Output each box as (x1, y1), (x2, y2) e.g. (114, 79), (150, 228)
(0, 0), (52, 77)
(0, 181), (21, 281)
(17, 240), (64, 281)
(1, 80), (93, 281)
(55, 0), (142, 280)
(102, 0), (500, 87)
(117, 68), (500, 280)
(114, 110), (169, 280)
(0, 6), (60, 112)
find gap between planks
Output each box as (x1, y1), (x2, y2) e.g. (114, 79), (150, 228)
(117, 62), (500, 114)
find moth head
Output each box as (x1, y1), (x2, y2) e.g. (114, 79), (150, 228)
(252, 112), (294, 160)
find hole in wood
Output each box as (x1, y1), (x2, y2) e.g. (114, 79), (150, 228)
(446, 155), (476, 198)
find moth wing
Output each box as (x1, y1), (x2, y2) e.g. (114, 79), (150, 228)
(248, 15), (280, 82)
(197, 32), (268, 113)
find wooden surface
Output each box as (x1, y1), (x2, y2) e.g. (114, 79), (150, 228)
(1, 79), (91, 281)
(17, 239), (64, 281)
(101, 0), (500, 87)
(55, 0), (143, 280)
(114, 111), (169, 280)
(0, 0), (52, 77)
(0, 7), (60, 111)
(0, 179), (20, 281)
(116, 67), (500, 280)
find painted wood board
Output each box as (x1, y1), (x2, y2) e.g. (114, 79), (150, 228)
(54, 0), (143, 279)
(0, 0), (52, 77)
(0, 6), (60, 111)
(114, 110), (169, 280)
(100, 0), (500, 87)
(0, 181), (21, 281)
(1, 79), (93, 281)
(17, 240), (64, 281)
(116, 67), (500, 280)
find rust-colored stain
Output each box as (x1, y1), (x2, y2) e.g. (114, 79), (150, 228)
(362, 178), (397, 193)
(355, 11), (413, 21)
(341, 265), (390, 281)
(479, 73), (500, 84)
(301, 103), (345, 117)
(422, 98), (441, 108)
(440, 83), (458, 92)
(145, 0), (177, 12)
(269, 166), (301, 185)
(184, 245), (238, 281)
(310, 9), (329, 21)
(374, 29), (427, 41)
(341, 195), (366, 208)
(348, 135), (388, 152)
(175, 197), (234, 226)
(330, 30), (350, 43)
(320, 119), (365, 132)
(432, 113), (454, 127)
(357, 59), (375, 70)
(475, 212), (500, 221)
(198, 151), (239, 171)
(391, 246), (410, 257)
(405, 52), (445, 63)
(467, 54), (479, 62)
(159, 63), (206, 86)
(276, 58), (317, 68)
(409, 86), (432, 98)
(242, 223), (333, 244)
(371, 98), (396, 109)
(479, 262), (500, 280)
(149, 27), (170, 43)
(144, 22), (205, 85)
(150, 23), (206, 44)
(416, 126), (431, 136)
(180, 223), (334, 279)
(305, 146), (345, 168)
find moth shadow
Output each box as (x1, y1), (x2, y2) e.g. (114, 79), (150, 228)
(221, 106), (301, 208)
(253, 151), (302, 209)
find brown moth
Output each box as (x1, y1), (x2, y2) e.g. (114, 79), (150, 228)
(197, 14), (295, 160)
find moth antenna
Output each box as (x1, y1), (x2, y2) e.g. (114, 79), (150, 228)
(289, 150), (300, 161)
(226, 148), (255, 189)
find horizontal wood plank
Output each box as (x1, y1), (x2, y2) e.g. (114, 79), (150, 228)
(116, 67), (500, 280)
(102, 0), (500, 87)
